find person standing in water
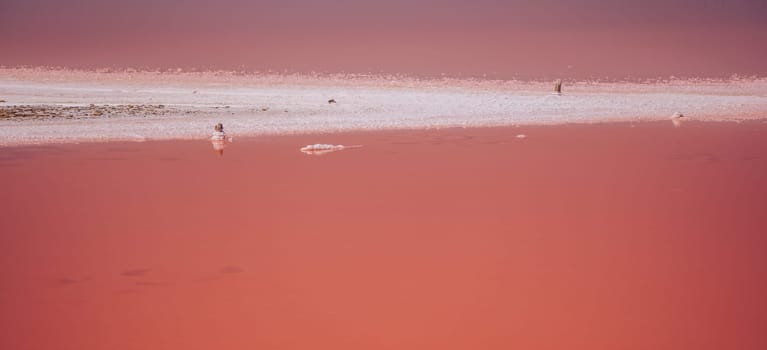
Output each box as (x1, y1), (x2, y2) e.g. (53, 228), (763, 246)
(211, 123), (227, 141)
(210, 123), (233, 155)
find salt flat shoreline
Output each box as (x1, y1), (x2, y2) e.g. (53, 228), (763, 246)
(1, 68), (766, 146)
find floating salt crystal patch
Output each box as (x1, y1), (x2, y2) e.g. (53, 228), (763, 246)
(516, 134), (527, 139)
(301, 144), (344, 151)
(300, 144), (361, 155)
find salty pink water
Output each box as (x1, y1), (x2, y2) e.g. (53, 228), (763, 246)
(1, 1), (766, 79)
(1, 122), (766, 349)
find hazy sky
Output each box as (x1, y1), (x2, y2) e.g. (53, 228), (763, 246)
(1, 0), (766, 79)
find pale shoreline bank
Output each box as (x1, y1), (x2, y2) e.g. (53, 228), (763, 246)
(2, 68), (766, 146)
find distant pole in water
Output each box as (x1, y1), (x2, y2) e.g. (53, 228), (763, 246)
(554, 79), (562, 95)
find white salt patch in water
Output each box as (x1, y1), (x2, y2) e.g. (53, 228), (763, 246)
(1, 69), (766, 146)
(300, 144), (362, 155)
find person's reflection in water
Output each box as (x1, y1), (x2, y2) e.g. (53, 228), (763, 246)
(210, 123), (233, 156)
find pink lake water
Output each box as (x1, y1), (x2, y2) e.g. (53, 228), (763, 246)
(1, 122), (766, 349)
